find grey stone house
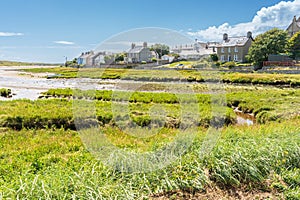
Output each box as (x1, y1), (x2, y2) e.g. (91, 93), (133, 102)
(127, 42), (152, 63)
(216, 32), (254, 63)
(287, 16), (300, 37)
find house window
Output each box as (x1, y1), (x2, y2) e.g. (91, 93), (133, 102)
(228, 48), (231, 53)
(234, 54), (238, 61)
(234, 47), (238, 52)
(221, 55), (225, 61)
(221, 47), (224, 53)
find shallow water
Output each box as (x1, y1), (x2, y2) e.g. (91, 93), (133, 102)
(234, 108), (255, 126)
(0, 68), (116, 100)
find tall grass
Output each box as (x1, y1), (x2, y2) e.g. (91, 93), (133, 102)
(0, 119), (299, 199)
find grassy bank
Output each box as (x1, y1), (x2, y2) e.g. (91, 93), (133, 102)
(20, 67), (300, 85)
(0, 119), (299, 199)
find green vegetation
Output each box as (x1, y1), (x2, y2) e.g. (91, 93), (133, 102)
(2, 66), (300, 198)
(22, 66), (300, 87)
(150, 44), (170, 58)
(247, 28), (289, 68)
(288, 31), (300, 59)
(0, 88), (11, 97)
(9, 85), (297, 131)
(0, 119), (299, 199)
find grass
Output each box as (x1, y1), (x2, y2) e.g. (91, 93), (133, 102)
(41, 85), (300, 124)
(0, 119), (299, 199)
(22, 66), (300, 87)
(0, 88), (11, 97)
(1, 67), (300, 198)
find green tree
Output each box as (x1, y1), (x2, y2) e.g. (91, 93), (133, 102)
(210, 54), (218, 62)
(115, 53), (127, 62)
(150, 44), (170, 58)
(247, 28), (289, 68)
(288, 32), (300, 59)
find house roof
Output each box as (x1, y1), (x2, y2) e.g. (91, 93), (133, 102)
(79, 53), (92, 59)
(89, 52), (103, 59)
(128, 46), (145, 53)
(179, 48), (213, 56)
(217, 36), (251, 47)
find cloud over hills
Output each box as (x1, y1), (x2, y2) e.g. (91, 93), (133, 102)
(188, 0), (300, 41)
(0, 32), (23, 37)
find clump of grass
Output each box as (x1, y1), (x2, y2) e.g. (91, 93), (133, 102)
(0, 88), (11, 97)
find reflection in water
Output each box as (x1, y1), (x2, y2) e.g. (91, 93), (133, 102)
(236, 115), (254, 126)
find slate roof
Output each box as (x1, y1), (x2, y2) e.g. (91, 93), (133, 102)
(218, 36), (250, 47)
(79, 53), (92, 59)
(128, 46), (145, 53)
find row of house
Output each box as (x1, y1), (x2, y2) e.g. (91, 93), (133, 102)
(78, 16), (300, 66)
(77, 42), (156, 66)
(77, 51), (109, 66)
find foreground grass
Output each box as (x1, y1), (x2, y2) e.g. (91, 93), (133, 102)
(0, 119), (299, 199)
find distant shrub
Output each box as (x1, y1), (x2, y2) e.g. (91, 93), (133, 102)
(210, 54), (219, 62)
(221, 61), (236, 69)
(0, 88), (11, 97)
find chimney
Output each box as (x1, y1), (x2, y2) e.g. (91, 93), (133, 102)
(247, 31), (252, 39)
(294, 15), (297, 22)
(223, 33), (228, 41)
(131, 43), (136, 49)
(143, 42), (147, 48)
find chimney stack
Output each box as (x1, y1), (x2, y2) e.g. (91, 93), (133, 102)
(223, 33), (228, 41)
(247, 31), (252, 39)
(131, 43), (136, 49)
(143, 42), (147, 48)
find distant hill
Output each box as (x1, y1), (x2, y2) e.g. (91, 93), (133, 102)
(0, 60), (60, 66)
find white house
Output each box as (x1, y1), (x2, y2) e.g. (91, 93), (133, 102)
(171, 40), (216, 60)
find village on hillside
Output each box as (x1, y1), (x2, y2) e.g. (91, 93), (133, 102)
(75, 16), (300, 69)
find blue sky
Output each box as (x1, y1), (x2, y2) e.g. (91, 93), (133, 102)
(0, 0), (299, 63)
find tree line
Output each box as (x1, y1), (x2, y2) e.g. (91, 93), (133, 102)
(247, 28), (300, 68)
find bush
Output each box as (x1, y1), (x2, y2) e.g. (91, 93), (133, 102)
(0, 88), (11, 97)
(221, 61), (236, 69)
(210, 54), (218, 62)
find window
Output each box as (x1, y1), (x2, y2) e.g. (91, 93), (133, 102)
(234, 54), (238, 61)
(234, 46), (238, 52)
(221, 47), (224, 53)
(221, 55), (225, 61)
(228, 48), (231, 53)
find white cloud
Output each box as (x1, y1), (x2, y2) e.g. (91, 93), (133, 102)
(54, 41), (75, 45)
(188, 0), (300, 41)
(0, 32), (23, 37)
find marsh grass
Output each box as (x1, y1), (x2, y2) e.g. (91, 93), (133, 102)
(0, 120), (299, 199)
(23, 67), (300, 87)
